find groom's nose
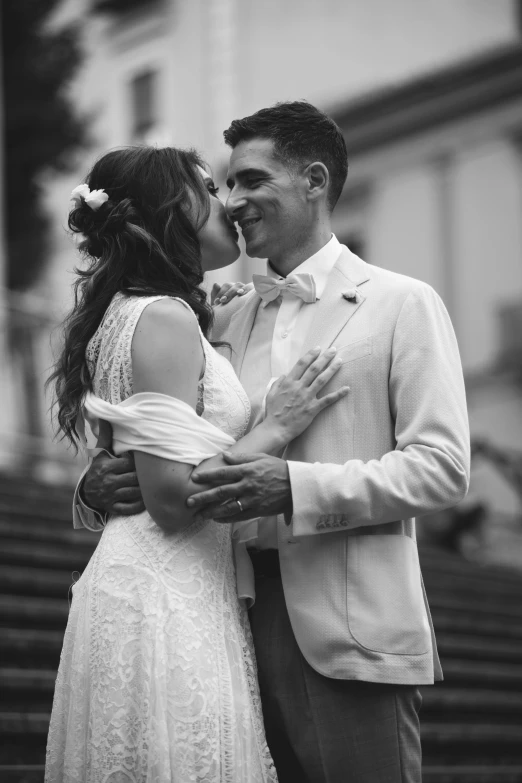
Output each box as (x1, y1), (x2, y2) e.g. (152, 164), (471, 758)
(225, 188), (247, 220)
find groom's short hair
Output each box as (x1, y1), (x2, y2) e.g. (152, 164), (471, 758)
(224, 101), (348, 212)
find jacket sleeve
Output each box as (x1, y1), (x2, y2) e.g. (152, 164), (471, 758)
(287, 285), (470, 537)
(72, 463), (108, 532)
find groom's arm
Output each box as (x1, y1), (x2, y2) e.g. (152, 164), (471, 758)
(188, 284), (470, 531)
(285, 284), (470, 535)
(73, 451), (146, 530)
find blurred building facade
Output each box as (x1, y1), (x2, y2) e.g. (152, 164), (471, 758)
(329, 47), (522, 565)
(1, 0), (521, 561)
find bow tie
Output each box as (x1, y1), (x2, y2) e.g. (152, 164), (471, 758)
(252, 272), (317, 304)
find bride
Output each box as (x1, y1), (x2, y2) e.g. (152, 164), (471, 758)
(45, 146), (349, 782)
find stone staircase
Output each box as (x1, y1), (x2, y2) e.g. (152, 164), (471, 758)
(1, 475), (522, 782)
(420, 547), (522, 782)
(0, 474), (101, 782)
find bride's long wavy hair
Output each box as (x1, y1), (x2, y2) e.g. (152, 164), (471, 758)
(50, 146), (216, 448)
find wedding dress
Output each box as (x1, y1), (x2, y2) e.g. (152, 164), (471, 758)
(45, 292), (277, 783)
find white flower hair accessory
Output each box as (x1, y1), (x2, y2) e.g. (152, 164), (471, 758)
(70, 184), (109, 212)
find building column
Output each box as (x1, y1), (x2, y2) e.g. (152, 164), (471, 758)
(203, 0), (250, 283)
(497, 131), (522, 371)
(204, 0), (238, 160)
(0, 3), (6, 294)
(432, 152), (457, 329)
(0, 4), (18, 468)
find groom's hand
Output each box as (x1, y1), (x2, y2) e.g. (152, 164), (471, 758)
(187, 452), (293, 522)
(82, 451), (146, 516)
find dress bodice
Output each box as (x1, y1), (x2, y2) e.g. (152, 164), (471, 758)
(86, 291), (251, 442)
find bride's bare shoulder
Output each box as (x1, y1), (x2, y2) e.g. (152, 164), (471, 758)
(131, 297), (203, 401)
(137, 296), (198, 331)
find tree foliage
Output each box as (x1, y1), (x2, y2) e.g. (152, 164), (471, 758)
(2, 0), (86, 290)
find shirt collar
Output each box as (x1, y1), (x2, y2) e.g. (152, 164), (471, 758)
(266, 234), (342, 300)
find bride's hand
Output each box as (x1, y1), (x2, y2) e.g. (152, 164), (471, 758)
(264, 347), (350, 441)
(211, 281), (252, 306)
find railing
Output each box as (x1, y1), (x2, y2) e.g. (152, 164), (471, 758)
(0, 287), (84, 485)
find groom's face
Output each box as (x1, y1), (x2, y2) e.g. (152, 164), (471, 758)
(225, 138), (308, 262)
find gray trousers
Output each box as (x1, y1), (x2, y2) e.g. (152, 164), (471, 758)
(249, 567), (423, 783)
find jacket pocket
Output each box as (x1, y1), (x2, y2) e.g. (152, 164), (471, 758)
(337, 335), (372, 364)
(346, 534), (431, 655)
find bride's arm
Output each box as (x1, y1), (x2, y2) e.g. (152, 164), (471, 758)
(132, 300), (284, 532)
(132, 299), (346, 533)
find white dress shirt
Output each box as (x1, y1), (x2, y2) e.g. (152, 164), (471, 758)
(239, 234), (343, 548)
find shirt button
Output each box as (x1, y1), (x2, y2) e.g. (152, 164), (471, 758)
(281, 331), (288, 338)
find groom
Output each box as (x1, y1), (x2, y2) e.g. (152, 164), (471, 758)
(76, 101), (470, 782)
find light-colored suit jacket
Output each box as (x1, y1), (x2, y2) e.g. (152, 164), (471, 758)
(212, 246), (470, 686)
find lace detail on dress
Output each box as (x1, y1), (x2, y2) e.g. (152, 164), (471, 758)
(86, 291), (250, 435)
(86, 291), (161, 403)
(200, 334), (250, 442)
(45, 293), (273, 783)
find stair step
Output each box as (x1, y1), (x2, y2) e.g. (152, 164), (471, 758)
(0, 766), (45, 783)
(1, 668), (56, 693)
(422, 722), (522, 745)
(0, 540), (95, 571)
(0, 565), (79, 598)
(0, 472), (73, 496)
(442, 659), (522, 688)
(419, 546), (522, 585)
(0, 669), (56, 710)
(0, 628), (63, 667)
(0, 740), (46, 766)
(0, 476), (74, 507)
(422, 721), (522, 764)
(0, 517), (100, 546)
(419, 544), (522, 587)
(0, 476), (73, 498)
(0, 712), (50, 734)
(0, 765), (513, 783)
(436, 633), (522, 663)
(0, 713), (49, 765)
(422, 687), (522, 715)
(0, 595), (69, 629)
(427, 592), (522, 620)
(423, 766), (522, 783)
(423, 573), (522, 603)
(431, 610), (522, 640)
(0, 498), (72, 524)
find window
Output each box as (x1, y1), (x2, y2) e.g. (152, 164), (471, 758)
(130, 69), (157, 143)
(94, 0), (156, 15)
(497, 301), (522, 372)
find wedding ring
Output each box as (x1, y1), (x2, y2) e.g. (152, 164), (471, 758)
(234, 498), (244, 513)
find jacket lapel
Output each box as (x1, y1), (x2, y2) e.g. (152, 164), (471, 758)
(226, 292), (263, 375)
(300, 246), (371, 354)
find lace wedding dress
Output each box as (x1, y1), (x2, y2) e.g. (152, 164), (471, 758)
(45, 293), (277, 783)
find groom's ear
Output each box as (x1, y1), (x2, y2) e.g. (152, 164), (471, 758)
(304, 161), (329, 205)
